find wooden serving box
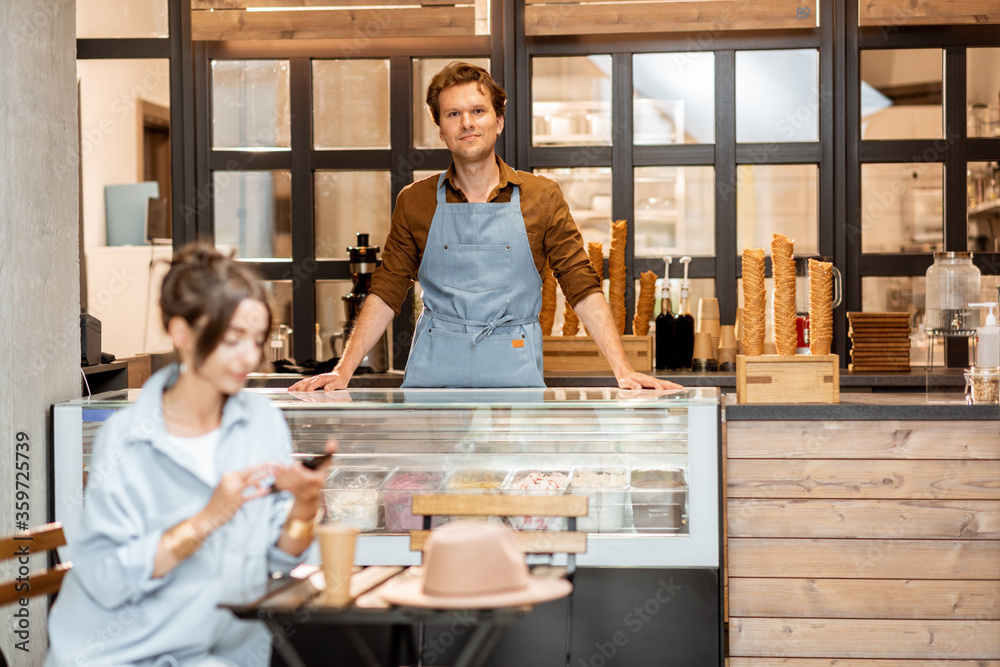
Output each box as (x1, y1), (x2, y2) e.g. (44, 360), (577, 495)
(543, 335), (653, 373)
(736, 354), (839, 404)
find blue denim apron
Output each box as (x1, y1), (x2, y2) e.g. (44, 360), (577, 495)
(401, 173), (544, 388)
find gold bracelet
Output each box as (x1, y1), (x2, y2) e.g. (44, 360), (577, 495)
(162, 520), (203, 561)
(283, 515), (316, 542)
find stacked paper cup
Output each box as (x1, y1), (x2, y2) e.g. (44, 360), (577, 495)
(697, 298), (721, 361)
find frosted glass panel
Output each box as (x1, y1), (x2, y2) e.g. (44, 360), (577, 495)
(314, 171), (392, 260)
(214, 171), (291, 259)
(412, 58), (491, 150)
(736, 164), (818, 254)
(967, 48), (1000, 138)
(534, 167), (613, 248)
(861, 49), (942, 140)
(212, 61), (291, 150)
(314, 60), (390, 150)
(633, 53), (715, 144)
(861, 163), (943, 253)
(634, 167), (715, 256)
(316, 281), (353, 361)
(533, 56), (612, 147)
(736, 50), (819, 143)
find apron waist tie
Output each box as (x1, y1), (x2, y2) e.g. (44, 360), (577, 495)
(425, 304), (539, 345)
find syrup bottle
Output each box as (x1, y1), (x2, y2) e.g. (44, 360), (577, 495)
(673, 256), (696, 369)
(655, 256), (676, 370)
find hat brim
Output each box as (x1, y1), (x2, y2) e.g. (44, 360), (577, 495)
(379, 575), (572, 610)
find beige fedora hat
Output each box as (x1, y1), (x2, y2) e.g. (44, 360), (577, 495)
(379, 522), (572, 609)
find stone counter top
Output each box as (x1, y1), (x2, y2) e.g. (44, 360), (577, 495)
(724, 392), (999, 421)
(248, 368), (967, 390)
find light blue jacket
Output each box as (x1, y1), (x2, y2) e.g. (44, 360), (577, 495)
(46, 365), (303, 667)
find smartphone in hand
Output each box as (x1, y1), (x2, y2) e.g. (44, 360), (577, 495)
(270, 453), (334, 493)
(300, 453), (333, 470)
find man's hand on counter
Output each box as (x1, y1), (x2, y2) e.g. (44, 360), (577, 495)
(616, 370), (682, 391)
(288, 370), (349, 392)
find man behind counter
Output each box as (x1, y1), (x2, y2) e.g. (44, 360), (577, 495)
(290, 62), (679, 392)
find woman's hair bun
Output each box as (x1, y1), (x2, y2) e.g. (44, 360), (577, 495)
(160, 243), (270, 369)
(171, 244), (233, 272)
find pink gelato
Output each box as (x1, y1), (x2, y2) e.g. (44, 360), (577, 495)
(512, 471), (568, 491)
(508, 470), (570, 531)
(383, 471), (444, 532)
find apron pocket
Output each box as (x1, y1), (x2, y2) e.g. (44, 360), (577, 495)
(404, 328), (474, 388)
(472, 333), (544, 388)
(442, 244), (511, 293)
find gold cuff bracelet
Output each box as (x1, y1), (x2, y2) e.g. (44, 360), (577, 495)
(162, 520), (203, 561)
(283, 516), (316, 542)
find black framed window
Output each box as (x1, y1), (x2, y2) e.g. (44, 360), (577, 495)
(848, 4), (1000, 366)
(516, 4), (832, 355)
(200, 35), (499, 363)
(182, 0), (998, 371)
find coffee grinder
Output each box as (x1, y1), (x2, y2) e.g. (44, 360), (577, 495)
(334, 233), (389, 373)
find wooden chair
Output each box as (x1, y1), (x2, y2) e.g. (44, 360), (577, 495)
(410, 494), (588, 667)
(410, 494), (588, 574)
(0, 522), (71, 607)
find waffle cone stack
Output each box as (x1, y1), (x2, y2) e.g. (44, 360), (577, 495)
(633, 270), (657, 336)
(584, 242), (604, 336)
(771, 234), (797, 356)
(808, 258), (833, 355)
(540, 261), (557, 336)
(610, 220), (628, 335)
(562, 296), (580, 336)
(741, 248), (766, 356)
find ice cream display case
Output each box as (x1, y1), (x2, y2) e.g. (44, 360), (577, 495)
(51, 387), (721, 569)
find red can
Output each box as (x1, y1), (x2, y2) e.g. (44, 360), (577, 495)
(796, 315), (810, 353)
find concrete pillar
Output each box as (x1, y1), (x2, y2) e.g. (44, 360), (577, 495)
(0, 1), (79, 664)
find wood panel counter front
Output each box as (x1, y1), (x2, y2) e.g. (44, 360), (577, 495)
(724, 394), (1000, 665)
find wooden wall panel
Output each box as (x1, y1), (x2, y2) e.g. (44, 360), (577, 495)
(729, 578), (1000, 619)
(727, 417), (1000, 662)
(730, 660), (1000, 667)
(728, 459), (1000, 499)
(193, 0), (451, 7)
(729, 618), (1000, 660)
(727, 421), (1000, 460)
(860, 0), (1000, 27)
(191, 6), (475, 40)
(728, 499), (1000, 539)
(524, 0), (818, 36)
(728, 538), (1000, 579)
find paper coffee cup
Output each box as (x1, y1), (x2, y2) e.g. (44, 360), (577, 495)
(317, 523), (358, 606)
(692, 332), (713, 361)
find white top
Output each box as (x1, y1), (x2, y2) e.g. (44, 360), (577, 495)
(163, 427), (222, 486)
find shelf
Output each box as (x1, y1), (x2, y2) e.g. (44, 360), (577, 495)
(969, 199), (1000, 217)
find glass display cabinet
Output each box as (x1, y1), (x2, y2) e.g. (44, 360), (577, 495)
(52, 387), (720, 569)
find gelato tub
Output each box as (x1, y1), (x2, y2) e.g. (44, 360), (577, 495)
(630, 468), (687, 532)
(445, 469), (510, 491)
(382, 469), (445, 532)
(569, 467), (628, 532)
(504, 469), (572, 531)
(439, 469), (511, 525)
(323, 468), (389, 532)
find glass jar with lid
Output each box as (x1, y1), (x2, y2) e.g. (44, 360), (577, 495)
(925, 252), (981, 336)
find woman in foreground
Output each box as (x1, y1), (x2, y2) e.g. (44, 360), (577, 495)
(47, 244), (330, 667)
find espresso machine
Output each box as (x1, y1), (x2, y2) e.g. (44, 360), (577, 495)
(332, 233), (389, 373)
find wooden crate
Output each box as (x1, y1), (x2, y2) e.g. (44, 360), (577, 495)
(736, 354), (839, 404)
(542, 335), (652, 373)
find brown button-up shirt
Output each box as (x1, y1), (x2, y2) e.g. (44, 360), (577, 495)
(370, 156), (602, 315)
